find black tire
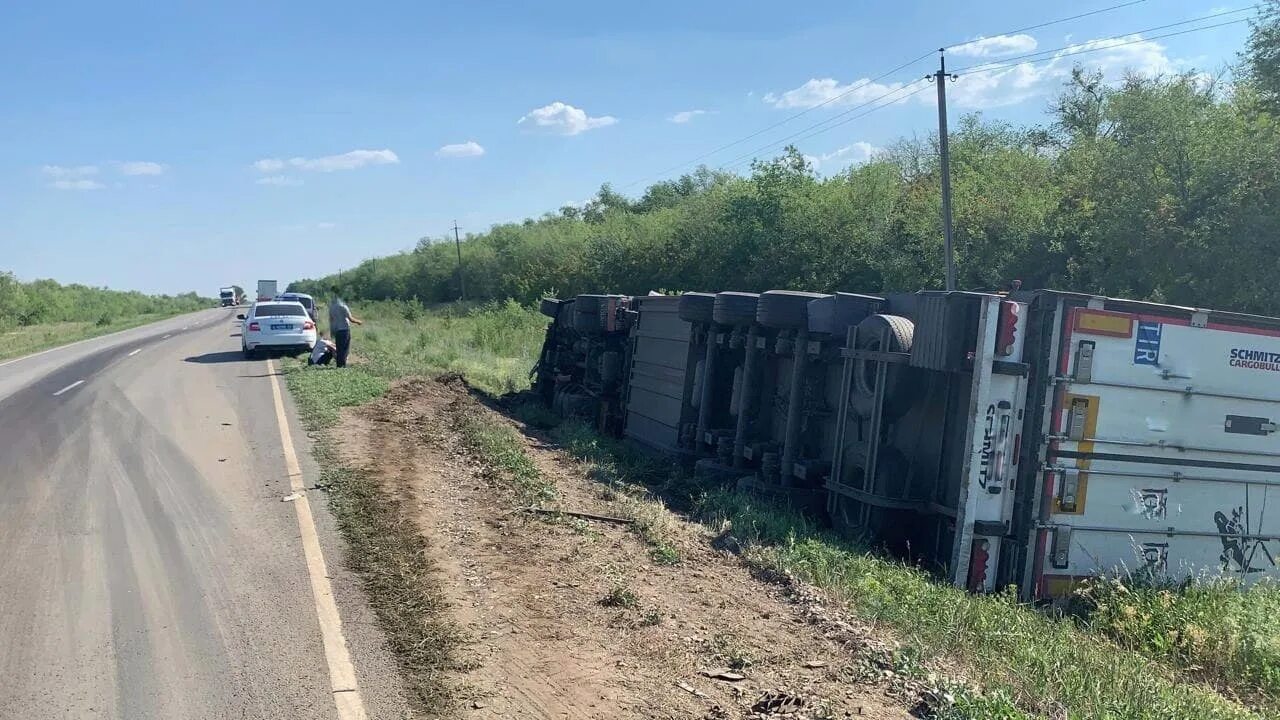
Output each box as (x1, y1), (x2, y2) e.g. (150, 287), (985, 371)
(712, 291), (760, 326)
(850, 314), (918, 420)
(807, 292), (885, 336)
(243, 345), (257, 360)
(677, 292), (716, 324)
(539, 297), (563, 319)
(757, 290), (830, 330)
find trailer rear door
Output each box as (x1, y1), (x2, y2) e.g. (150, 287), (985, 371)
(1035, 304), (1280, 598)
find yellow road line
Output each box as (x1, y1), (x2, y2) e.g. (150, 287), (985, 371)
(267, 359), (369, 720)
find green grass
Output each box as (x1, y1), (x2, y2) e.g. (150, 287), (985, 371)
(286, 363), (389, 429)
(321, 299), (546, 396)
(1080, 576), (1280, 706)
(0, 311), (195, 362)
(454, 406), (555, 505)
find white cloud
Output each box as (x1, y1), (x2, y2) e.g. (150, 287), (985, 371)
(767, 33), (1183, 113)
(256, 175), (303, 186)
(950, 34), (1038, 58)
(118, 161), (165, 176)
(436, 141), (485, 158)
(947, 34), (1178, 109)
(50, 179), (104, 190)
(42, 164), (99, 178)
(669, 109), (709, 124)
(252, 149), (399, 173)
(805, 142), (881, 172)
(290, 149), (399, 172)
(282, 221), (338, 231)
(518, 102), (617, 135)
(763, 78), (911, 109)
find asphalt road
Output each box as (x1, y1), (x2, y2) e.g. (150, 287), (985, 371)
(0, 309), (410, 719)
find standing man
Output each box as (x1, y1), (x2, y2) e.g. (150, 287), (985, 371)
(328, 288), (363, 368)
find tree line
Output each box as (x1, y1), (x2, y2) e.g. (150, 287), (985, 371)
(0, 272), (213, 328)
(292, 8), (1280, 317)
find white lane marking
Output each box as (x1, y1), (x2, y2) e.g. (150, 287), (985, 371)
(127, 348), (142, 357)
(181, 326), (188, 331)
(52, 380), (85, 396)
(162, 334), (171, 339)
(0, 308), (224, 369)
(266, 359), (369, 720)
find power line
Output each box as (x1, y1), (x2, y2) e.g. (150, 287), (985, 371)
(954, 7), (1257, 75)
(620, 2), (1249, 190)
(720, 83), (934, 172)
(716, 81), (928, 171)
(944, 0), (1150, 50)
(619, 1), (1156, 190)
(620, 51), (935, 190)
(714, 12), (1251, 172)
(956, 17), (1253, 79)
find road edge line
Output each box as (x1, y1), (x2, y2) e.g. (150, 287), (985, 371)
(267, 358), (370, 720)
(0, 309), (217, 369)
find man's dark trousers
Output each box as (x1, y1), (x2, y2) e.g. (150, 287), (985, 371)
(334, 329), (351, 367)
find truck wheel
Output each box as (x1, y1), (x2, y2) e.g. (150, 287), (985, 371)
(850, 314), (917, 420)
(539, 297), (563, 319)
(757, 290), (830, 330)
(712, 292), (760, 326)
(677, 292), (716, 324)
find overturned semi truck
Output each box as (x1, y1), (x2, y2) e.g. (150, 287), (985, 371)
(534, 288), (1280, 601)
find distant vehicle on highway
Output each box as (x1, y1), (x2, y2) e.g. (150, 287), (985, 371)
(257, 279), (278, 301)
(275, 292), (317, 321)
(238, 301), (316, 359)
(219, 287), (238, 306)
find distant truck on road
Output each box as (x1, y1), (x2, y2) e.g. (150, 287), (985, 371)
(219, 287), (238, 306)
(257, 280), (278, 302)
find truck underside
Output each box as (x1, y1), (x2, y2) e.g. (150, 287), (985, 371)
(533, 288), (1280, 599)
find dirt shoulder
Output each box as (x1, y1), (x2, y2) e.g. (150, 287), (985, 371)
(336, 376), (915, 720)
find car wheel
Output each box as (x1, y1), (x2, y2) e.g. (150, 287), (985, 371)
(243, 345), (256, 360)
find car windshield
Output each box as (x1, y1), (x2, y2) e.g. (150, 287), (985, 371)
(253, 304), (307, 318)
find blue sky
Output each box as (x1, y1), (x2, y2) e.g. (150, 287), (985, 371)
(0, 0), (1252, 295)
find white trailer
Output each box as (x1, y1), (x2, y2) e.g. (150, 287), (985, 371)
(825, 289), (1280, 600)
(256, 280), (278, 302)
(1008, 294), (1280, 599)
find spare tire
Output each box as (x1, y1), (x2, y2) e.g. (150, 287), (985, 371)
(850, 314), (918, 420)
(713, 291), (760, 326)
(678, 292), (716, 324)
(757, 290), (830, 330)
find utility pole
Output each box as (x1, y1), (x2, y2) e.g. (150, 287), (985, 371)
(453, 220), (466, 302)
(928, 49), (958, 291)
